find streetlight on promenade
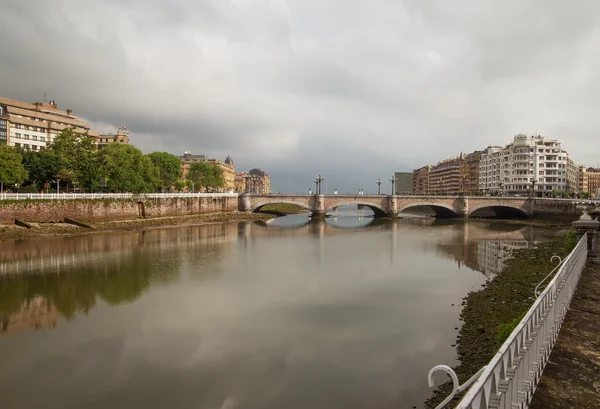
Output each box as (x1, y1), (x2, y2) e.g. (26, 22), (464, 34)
(376, 178), (382, 195)
(314, 174), (324, 194)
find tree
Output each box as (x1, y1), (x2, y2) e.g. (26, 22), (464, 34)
(173, 179), (185, 192)
(187, 162), (225, 192)
(49, 128), (100, 191)
(0, 146), (28, 192)
(21, 149), (60, 191)
(97, 144), (159, 192)
(56, 169), (76, 193)
(147, 152), (182, 192)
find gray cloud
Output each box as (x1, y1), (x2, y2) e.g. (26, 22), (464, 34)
(2, 0), (600, 192)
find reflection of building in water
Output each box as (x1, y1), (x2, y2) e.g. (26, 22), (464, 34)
(474, 240), (532, 276)
(0, 296), (62, 337)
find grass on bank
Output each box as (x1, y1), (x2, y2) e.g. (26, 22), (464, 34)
(255, 203), (310, 216)
(425, 230), (578, 409)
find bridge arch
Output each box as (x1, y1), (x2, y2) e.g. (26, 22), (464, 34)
(252, 200), (311, 213)
(398, 203), (458, 218)
(325, 202), (387, 217)
(469, 205), (529, 219)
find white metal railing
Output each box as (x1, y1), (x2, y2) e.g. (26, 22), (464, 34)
(0, 192), (239, 200)
(0, 193), (134, 200)
(429, 233), (588, 409)
(142, 192), (237, 198)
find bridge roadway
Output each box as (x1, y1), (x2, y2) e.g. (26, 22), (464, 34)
(240, 194), (585, 218)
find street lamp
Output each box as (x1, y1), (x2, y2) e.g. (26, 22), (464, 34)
(499, 181), (504, 196)
(314, 174), (324, 194)
(376, 178), (382, 195)
(531, 178), (537, 197)
(389, 174), (397, 195)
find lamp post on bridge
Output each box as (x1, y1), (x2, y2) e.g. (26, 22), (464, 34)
(376, 178), (382, 195)
(531, 178), (537, 197)
(314, 174), (324, 194)
(389, 174), (397, 195)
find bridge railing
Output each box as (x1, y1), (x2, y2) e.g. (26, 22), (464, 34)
(428, 232), (588, 409)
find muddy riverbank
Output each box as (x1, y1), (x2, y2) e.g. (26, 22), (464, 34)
(0, 203), (312, 242)
(425, 230), (577, 408)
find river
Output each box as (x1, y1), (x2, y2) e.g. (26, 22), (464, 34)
(0, 207), (559, 409)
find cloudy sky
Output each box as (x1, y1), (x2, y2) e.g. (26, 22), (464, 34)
(2, 0), (600, 193)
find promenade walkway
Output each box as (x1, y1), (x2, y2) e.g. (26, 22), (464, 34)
(530, 263), (600, 409)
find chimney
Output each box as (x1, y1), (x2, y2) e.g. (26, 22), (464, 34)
(66, 109), (72, 115)
(49, 100), (57, 108)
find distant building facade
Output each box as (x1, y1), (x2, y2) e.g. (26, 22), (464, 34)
(247, 168), (271, 194)
(412, 165), (431, 195)
(0, 96), (99, 150)
(394, 172), (413, 194)
(579, 167), (600, 197)
(97, 125), (130, 147)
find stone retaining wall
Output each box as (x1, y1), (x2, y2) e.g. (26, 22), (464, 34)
(0, 196), (238, 223)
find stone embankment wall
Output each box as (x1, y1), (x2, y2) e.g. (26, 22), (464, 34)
(0, 196), (238, 223)
(531, 199), (581, 218)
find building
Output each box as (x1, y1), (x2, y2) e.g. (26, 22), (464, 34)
(579, 167), (600, 197)
(429, 157), (461, 194)
(461, 151), (482, 194)
(234, 172), (247, 193)
(0, 103), (8, 146)
(179, 152), (236, 192)
(247, 168), (271, 194)
(412, 165), (431, 195)
(0, 96), (99, 150)
(97, 125), (130, 147)
(478, 146), (504, 192)
(394, 172), (413, 194)
(479, 134), (575, 196)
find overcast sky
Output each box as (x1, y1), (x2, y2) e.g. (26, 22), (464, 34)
(2, 1), (600, 193)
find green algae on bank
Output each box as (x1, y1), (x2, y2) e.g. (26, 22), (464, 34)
(425, 231), (578, 409)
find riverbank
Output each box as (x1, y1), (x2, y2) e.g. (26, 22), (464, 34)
(0, 203), (314, 242)
(0, 212), (277, 241)
(425, 231), (578, 408)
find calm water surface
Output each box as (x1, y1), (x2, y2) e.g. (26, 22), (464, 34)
(0, 208), (558, 409)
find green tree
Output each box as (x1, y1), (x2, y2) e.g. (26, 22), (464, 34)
(21, 149), (61, 190)
(56, 169), (76, 192)
(173, 179), (185, 192)
(147, 152), (183, 192)
(0, 145), (28, 192)
(98, 144), (159, 192)
(49, 128), (100, 191)
(187, 162), (225, 192)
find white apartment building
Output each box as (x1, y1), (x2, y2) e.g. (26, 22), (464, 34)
(479, 134), (576, 195)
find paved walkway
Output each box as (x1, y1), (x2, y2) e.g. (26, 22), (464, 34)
(530, 263), (600, 409)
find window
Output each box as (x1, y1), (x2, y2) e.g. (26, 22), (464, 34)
(40, 136), (45, 142)
(23, 134), (30, 140)
(31, 135), (38, 141)
(15, 133), (21, 138)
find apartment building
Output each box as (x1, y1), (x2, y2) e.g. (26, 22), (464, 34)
(0, 97), (99, 150)
(479, 134), (576, 195)
(394, 172), (413, 194)
(247, 168), (271, 194)
(412, 165), (431, 195)
(425, 151), (482, 195)
(579, 167), (600, 197)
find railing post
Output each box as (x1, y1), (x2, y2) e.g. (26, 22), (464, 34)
(572, 205), (599, 264)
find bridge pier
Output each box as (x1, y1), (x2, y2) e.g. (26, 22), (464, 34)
(310, 194), (326, 218)
(239, 194), (252, 213)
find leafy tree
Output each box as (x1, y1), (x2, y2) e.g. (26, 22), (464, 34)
(173, 179), (185, 192)
(188, 162), (225, 192)
(21, 149), (61, 190)
(0, 145), (28, 192)
(98, 144), (159, 192)
(49, 128), (100, 191)
(56, 169), (76, 193)
(147, 152), (182, 192)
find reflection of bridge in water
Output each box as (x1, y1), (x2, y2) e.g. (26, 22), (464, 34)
(0, 218), (555, 337)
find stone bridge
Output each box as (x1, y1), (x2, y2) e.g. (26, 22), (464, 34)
(239, 194), (583, 218)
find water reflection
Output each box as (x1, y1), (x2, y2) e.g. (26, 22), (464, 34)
(0, 216), (558, 409)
